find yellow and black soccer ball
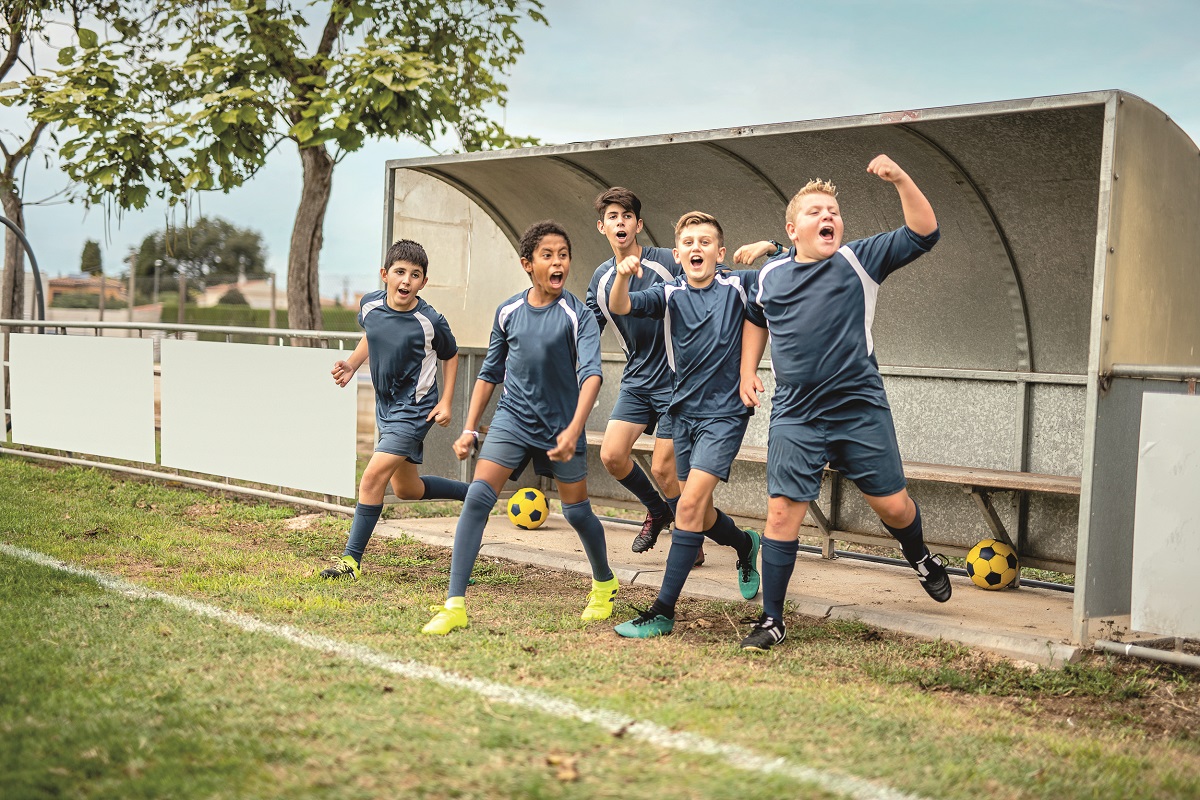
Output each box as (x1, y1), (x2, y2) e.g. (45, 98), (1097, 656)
(965, 538), (1019, 590)
(507, 487), (548, 530)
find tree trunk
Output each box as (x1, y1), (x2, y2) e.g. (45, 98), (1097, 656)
(0, 188), (25, 323)
(287, 145), (334, 332)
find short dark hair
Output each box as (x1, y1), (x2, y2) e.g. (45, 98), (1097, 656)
(674, 211), (724, 248)
(594, 187), (641, 220)
(518, 220), (572, 261)
(383, 239), (429, 272)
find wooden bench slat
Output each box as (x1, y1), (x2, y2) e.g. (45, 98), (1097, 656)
(584, 431), (1080, 495)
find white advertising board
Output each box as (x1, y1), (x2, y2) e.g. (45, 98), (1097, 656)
(8, 334), (156, 462)
(159, 339), (357, 498)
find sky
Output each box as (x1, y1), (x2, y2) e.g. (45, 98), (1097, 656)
(5, 0), (1200, 300)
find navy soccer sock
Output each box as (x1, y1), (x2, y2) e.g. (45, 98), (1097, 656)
(561, 499), (613, 582)
(760, 536), (799, 621)
(882, 501), (927, 566)
(653, 528), (704, 617)
(447, 480), (498, 597)
(617, 463), (671, 520)
(343, 502), (384, 565)
(421, 475), (469, 502)
(704, 509), (752, 560)
(666, 494), (680, 519)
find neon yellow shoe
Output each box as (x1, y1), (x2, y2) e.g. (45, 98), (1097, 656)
(580, 576), (619, 621)
(421, 597), (467, 635)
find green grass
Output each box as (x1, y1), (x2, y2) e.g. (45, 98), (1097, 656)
(1, 457), (1198, 799)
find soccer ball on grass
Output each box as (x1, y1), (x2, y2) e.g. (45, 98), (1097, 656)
(965, 538), (1019, 590)
(507, 487), (548, 530)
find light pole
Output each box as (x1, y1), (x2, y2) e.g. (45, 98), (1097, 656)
(153, 259), (162, 304)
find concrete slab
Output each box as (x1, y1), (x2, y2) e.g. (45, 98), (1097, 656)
(377, 512), (1081, 666)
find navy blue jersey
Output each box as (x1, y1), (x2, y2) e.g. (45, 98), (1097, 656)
(625, 269), (757, 419)
(358, 291), (458, 430)
(746, 226), (940, 421)
(478, 289), (603, 449)
(586, 245), (680, 394)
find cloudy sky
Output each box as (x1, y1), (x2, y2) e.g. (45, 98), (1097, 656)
(6, 0), (1199, 299)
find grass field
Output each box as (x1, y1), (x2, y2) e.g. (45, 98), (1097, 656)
(1, 457), (1198, 799)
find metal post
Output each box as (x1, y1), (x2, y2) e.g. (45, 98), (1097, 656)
(153, 259), (161, 305)
(177, 272), (185, 325)
(97, 272), (106, 322)
(127, 254), (136, 323)
(268, 272), (278, 346)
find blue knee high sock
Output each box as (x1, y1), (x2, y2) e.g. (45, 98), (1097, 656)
(882, 501), (926, 566)
(447, 480), (498, 598)
(343, 502), (384, 565)
(760, 537), (799, 621)
(666, 494), (680, 518)
(704, 509), (751, 559)
(561, 499), (613, 582)
(653, 528), (704, 617)
(421, 475), (469, 502)
(617, 463), (670, 519)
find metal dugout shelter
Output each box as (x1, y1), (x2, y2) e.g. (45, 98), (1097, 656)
(383, 90), (1200, 645)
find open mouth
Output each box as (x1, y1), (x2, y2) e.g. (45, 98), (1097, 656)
(689, 255), (704, 267)
(819, 224), (835, 242)
(548, 271), (565, 288)
(615, 231), (628, 243)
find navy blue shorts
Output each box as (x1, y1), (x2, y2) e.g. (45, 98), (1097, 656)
(610, 387), (674, 439)
(375, 417), (434, 463)
(673, 414), (749, 482)
(767, 401), (906, 501)
(478, 418), (588, 485)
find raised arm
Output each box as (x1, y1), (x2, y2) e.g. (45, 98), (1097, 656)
(331, 335), (369, 387)
(607, 254), (642, 315)
(867, 154), (937, 236)
(732, 240), (783, 265)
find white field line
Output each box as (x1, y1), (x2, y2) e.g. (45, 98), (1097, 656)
(2, 542), (927, 800)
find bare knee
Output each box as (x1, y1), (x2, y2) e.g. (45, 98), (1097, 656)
(871, 493), (914, 528)
(599, 444), (631, 477)
(390, 476), (426, 501)
(650, 460), (675, 491)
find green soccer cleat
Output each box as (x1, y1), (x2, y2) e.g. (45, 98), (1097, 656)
(320, 554), (361, 581)
(614, 608), (675, 639)
(737, 529), (761, 600)
(422, 598), (468, 635)
(580, 576), (619, 621)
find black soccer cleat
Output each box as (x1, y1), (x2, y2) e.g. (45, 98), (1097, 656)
(631, 510), (672, 553)
(740, 613), (786, 652)
(911, 551), (952, 603)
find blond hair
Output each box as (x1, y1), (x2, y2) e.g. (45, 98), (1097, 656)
(674, 210), (724, 247)
(785, 179), (839, 223)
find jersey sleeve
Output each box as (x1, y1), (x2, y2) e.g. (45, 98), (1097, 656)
(477, 306), (508, 385)
(585, 269), (607, 332)
(642, 246), (682, 277)
(432, 313), (458, 360)
(849, 225), (940, 283)
(574, 304), (603, 386)
(625, 284), (667, 319)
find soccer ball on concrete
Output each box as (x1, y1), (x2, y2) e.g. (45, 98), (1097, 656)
(965, 538), (1019, 590)
(507, 487), (548, 530)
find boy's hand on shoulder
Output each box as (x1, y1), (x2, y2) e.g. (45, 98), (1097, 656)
(733, 241), (773, 265)
(739, 371), (764, 408)
(331, 359), (356, 387)
(615, 254), (643, 278)
(867, 154), (909, 184)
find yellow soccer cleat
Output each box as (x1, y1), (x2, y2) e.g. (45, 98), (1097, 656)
(421, 597), (468, 635)
(580, 576), (619, 622)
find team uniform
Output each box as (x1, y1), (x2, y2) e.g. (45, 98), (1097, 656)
(358, 290), (458, 463)
(476, 288), (603, 484)
(624, 269), (759, 481)
(745, 226), (940, 499)
(586, 246), (681, 438)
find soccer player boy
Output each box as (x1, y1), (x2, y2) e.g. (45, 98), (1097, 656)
(422, 221), (618, 635)
(738, 155), (950, 652)
(607, 211), (762, 639)
(321, 239), (468, 581)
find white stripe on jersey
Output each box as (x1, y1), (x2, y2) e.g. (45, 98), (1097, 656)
(838, 245), (880, 357)
(497, 297), (525, 332)
(413, 310), (438, 402)
(714, 272), (748, 306)
(755, 254), (792, 307)
(641, 258), (675, 283)
(661, 284), (685, 371)
(557, 297), (580, 356)
(360, 297), (386, 323)
(596, 267), (628, 355)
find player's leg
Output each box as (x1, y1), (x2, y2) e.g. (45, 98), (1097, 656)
(421, 458), (509, 635)
(602, 400), (673, 551)
(320, 450), (405, 580)
(383, 425), (469, 502)
(646, 419), (697, 562)
(555, 445), (619, 622)
(834, 402), (950, 603)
